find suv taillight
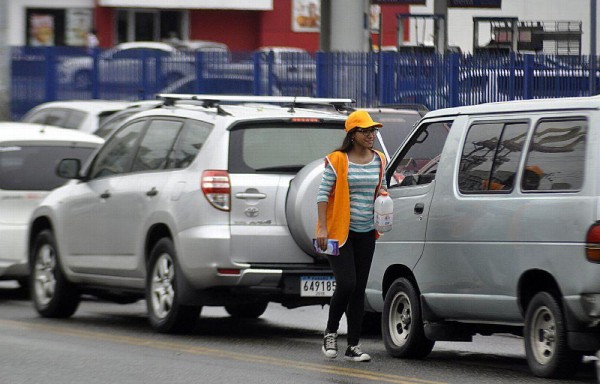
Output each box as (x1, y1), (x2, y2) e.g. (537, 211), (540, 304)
(586, 224), (600, 262)
(201, 170), (230, 211)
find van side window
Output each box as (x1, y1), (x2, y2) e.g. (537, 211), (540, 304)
(459, 122), (529, 193)
(389, 121), (451, 187)
(523, 118), (586, 191)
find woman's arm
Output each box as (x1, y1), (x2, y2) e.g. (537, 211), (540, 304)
(317, 201), (328, 251)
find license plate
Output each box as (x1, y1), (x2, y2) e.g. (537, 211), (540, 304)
(300, 276), (336, 297)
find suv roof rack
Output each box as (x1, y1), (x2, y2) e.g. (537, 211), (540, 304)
(156, 94), (355, 111)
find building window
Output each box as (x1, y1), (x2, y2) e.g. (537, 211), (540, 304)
(116, 9), (186, 44)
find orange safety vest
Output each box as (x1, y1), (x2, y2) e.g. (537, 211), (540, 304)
(316, 149), (386, 247)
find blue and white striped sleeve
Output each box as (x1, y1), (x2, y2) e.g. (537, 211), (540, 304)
(317, 162), (336, 203)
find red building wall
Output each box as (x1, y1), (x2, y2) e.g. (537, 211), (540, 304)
(189, 10), (261, 51)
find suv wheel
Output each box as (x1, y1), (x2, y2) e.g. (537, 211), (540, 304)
(146, 238), (201, 333)
(524, 292), (582, 378)
(225, 301), (268, 319)
(382, 277), (434, 358)
(31, 230), (80, 318)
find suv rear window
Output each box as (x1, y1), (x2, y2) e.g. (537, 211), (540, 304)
(229, 123), (345, 173)
(0, 145), (97, 190)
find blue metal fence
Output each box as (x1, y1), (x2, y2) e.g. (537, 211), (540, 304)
(10, 47), (599, 120)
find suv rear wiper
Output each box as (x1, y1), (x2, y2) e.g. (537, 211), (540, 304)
(254, 165), (305, 173)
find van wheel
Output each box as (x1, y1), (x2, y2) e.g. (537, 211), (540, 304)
(31, 230), (80, 318)
(524, 292), (582, 378)
(382, 277), (434, 358)
(146, 238), (201, 334)
(225, 301), (268, 319)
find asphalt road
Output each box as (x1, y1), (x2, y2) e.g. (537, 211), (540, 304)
(0, 282), (597, 384)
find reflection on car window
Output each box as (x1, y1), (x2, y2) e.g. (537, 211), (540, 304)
(169, 120), (212, 169)
(523, 118), (586, 191)
(458, 122), (529, 193)
(132, 119), (183, 172)
(229, 124), (345, 173)
(369, 112), (421, 156)
(0, 145), (96, 190)
(45, 110), (69, 127)
(91, 120), (145, 179)
(390, 121), (451, 187)
(63, 110), (86, 129)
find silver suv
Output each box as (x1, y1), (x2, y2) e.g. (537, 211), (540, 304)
(28, 95), (363, 333)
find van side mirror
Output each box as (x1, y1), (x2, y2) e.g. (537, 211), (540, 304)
(56, 158), (81, 179)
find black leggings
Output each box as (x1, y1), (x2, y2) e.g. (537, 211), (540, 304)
(326, 230), (376, 346)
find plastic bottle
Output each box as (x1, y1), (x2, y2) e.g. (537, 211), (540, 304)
(374, 191), (393, 233)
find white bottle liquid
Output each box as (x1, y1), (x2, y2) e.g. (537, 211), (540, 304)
(374, 191), (393, 233)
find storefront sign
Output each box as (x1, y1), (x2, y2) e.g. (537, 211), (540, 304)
(29, 14), (54, 46)
(371, 1), (426, 4)
(98, 0), (272, 10)
(66, 9), (92, 46)
(448, 0), (502, 7)
(292, 0), (320, 33)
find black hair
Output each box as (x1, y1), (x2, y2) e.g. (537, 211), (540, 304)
(335, 129), (356, 153)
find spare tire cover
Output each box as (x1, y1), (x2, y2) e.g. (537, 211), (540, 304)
(286, 158), (325, 257)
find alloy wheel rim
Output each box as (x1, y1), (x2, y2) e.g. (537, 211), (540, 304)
(389, 291), (412, 346)
(530, 305), (556, 365)
(150, 253), (175, 319)
(34, 244), (57, 306)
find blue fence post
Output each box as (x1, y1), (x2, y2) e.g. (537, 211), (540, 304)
(449, 53), (460, 107)
(91, 48), (100, 99)
(508, 52), (516, 100)
(378, 52), (388, 105)
(195, 51), (204, 93)
(44, 47), (56, 102)
(253, 51), (261, 95)
(316, 51), (326, 98)
(267, 50), (274, 96)
(155, 50), (162, 96)
(140, 50), (149, 100)
(523, 54), (534, 100)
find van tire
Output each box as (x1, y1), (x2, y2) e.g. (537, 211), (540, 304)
(31, 230), (80, 318)
(524, 292), (582, 378)
(382, 277), (434, 358)
(146, 238), (201, 334)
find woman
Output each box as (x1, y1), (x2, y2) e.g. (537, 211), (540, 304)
(316, 110), (386, 362)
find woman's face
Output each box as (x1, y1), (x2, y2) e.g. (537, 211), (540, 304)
(352, 127), (378, 149)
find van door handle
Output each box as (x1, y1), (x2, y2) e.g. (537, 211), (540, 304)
(100, 190), (111, 199)
(235, 192), (266, 200)
(146, 187), (158, 197)
(414, 203), (424, 214)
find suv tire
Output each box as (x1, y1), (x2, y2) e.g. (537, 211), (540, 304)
(225, 301), (268, 319)
(146, 238), (201, 334)
(31, 230), (80, 318)
(524, 291), (582, 378)
(382, 277), (434, 358)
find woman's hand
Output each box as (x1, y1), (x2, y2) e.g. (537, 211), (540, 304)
(316, 227), (328, 251)
(377, 186), (387, 197)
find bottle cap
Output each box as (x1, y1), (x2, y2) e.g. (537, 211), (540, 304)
(380, 190), (388, 196)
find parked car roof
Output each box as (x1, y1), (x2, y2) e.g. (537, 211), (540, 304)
(21, 100), (134, 135)
(113, 41), (177, 52)
(0, 122), (105, 145)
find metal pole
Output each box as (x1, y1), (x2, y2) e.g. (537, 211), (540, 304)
(590, 0), (597, 95)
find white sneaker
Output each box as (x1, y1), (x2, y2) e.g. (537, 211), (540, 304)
(322, 332), (338, 358)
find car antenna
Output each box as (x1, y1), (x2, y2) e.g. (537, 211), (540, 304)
(287, 96), (297, 113)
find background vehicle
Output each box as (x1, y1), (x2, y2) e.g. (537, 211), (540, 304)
(367, 96), (600, 379)
(93, 100), (163, 138)
(58, 42), (194, 90)
(0, 123), (103, 288)
(21, 100), (133, 134)
(28, 95), (357, 333)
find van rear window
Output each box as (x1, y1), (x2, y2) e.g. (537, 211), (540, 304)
(229, 123), (345, 173)
(0, 145), (96, 190)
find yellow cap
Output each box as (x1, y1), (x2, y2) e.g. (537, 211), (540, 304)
(344, 110), (382, 132)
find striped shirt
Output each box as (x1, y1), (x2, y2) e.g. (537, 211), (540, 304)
(317, 153), (381, 232)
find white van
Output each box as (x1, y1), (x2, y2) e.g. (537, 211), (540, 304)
(366, 95), (600, 379)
